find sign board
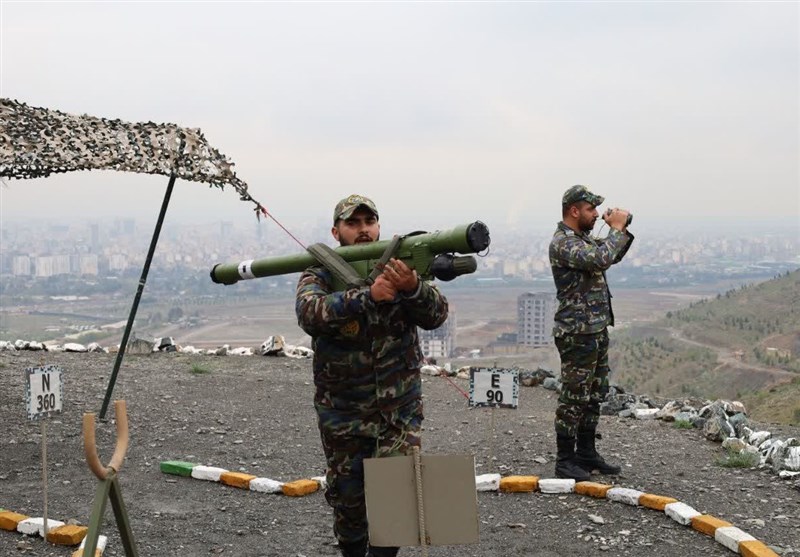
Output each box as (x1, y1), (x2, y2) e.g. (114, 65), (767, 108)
(364, 454), (479, 547)
(469, 367), (519, 408)
(26, 365), (63, 420)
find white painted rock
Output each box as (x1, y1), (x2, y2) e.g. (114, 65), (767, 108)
(17, 517), (65, 537)
(191, 465), (228, 481)
(633, 408), (659, 420)
(79, 534), (108, 551)
(538, 478), (575, 493)
(715, 526), (755, 552)
(748, 431), (771, 447)
(664, 502), (701, 525)
(250, 477), (285, 493)
(475, 473), (501, 492)
(606, 487), (643, 506)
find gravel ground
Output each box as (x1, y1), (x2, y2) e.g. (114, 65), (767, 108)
(1, 351), (798, 557)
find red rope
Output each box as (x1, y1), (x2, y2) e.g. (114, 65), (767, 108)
(258, 206), (307, 251)
(440, 373), (470, 400)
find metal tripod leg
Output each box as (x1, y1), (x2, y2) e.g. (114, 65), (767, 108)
(82, 471), (138, 557)
(82, 400), (138, 556)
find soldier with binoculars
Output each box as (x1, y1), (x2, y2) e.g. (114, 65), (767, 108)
(549, 185), (634, 481)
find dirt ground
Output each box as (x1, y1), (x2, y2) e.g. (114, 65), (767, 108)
(1, 351), (798, 557)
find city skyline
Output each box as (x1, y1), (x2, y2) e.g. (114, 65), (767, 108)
(3, 214), (796, 284)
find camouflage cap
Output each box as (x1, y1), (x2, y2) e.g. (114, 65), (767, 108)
(333, 194), (379, 224)
(562, 185), (605, 208)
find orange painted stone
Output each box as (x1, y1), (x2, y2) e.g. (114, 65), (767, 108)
(282, 479), (320, 497)
(47, 524), (88, 545)
(691, 514), (732, 536)
(219, 471), (257, 489)
(498, 476), (539, 493)
(0, 511), (29, 531)
(574, 482), (612, 498)
(740, 540), (781, 557)
(639, 493), (678, 511)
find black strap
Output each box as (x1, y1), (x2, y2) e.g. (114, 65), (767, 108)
(306, 234), (410, 289)
(306, 243), (365, 288)
(366, 234), (404, 285)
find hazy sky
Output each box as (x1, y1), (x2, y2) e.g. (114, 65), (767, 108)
(1, 1), (798, 233)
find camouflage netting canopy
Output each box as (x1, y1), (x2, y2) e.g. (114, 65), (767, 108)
(0, 97), (264, 214)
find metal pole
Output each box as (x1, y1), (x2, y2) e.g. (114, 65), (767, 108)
(489, 406), (496, 474)
(99, 175), (176, 419)
(41, 420), (48, 541)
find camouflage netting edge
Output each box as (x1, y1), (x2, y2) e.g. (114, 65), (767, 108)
(0, 98), (264, 215)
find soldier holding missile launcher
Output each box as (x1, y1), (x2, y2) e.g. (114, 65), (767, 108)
(210, 196), (489, 554)
(295, 195), (449, 557)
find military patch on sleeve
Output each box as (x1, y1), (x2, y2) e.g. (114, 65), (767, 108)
(340, 321), (360, 337)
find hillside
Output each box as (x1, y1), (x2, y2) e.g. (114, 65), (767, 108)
(1, 351), (798, 556)
(613, 270), (800, 424)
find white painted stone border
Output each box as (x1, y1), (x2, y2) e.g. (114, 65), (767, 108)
(0, 511), (102, 554)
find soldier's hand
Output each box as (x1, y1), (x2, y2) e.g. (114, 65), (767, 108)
(602, 208), (630, 231)
(370, 275), (398, 302)
(381, 258), (419, 293)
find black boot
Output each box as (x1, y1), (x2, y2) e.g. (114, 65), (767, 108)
(339, 538), (367, 557)
(575, 429), (621, 475)
(368, 546), (399, 557)
(555, 434), (591, 481)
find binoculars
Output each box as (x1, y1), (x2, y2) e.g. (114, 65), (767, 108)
(604, 208), (633, 227)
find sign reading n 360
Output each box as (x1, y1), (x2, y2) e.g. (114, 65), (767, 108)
(469, 367), (519, 409)
(26, 365), (63, 420)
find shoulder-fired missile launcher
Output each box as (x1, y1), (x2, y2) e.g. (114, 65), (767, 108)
(210, 221), (490, 286)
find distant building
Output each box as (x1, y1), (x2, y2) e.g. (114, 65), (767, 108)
(486, 332), (521, 355)
(517, 291), (556, 347)
(90, 223), (100, 252)
(11, 255), (32, 276)
(77, 254), (99, 276)
(108, 254), (129, 272)
(35, 255), (71, 277)
(114, 219), (135, 236)
(418, 308), (457, 360)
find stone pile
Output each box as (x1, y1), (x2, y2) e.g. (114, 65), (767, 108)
(0, 336), (313, 359)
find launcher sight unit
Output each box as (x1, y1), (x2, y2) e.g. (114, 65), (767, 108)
(210, 221), (490, 287)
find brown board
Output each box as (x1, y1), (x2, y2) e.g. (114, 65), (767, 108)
(364, 454), (479, 547)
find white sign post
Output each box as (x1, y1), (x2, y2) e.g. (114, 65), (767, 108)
(468, 367), (519, 473)
(26, 365), (63, 540)
(469, 367), (519, 409)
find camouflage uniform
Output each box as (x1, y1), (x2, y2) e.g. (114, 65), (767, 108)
(550, 221), (634, 437)
(296, 265), (448, 549)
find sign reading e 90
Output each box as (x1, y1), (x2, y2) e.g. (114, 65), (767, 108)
(469, 368), (519, 409)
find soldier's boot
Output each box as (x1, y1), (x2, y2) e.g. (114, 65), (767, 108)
(368, 546), (399, 557)
(575, 429), (621, 475)
(338, 538), (368, 557)
(555, 434), (591, 481)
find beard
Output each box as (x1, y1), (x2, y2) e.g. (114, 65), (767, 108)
(578, 216), (596, 233)
(339, 233), (378, 247)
